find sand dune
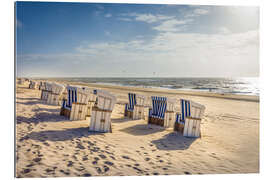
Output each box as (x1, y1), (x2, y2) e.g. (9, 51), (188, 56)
(15, 83), (259, 177)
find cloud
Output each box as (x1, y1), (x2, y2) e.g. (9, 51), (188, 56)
(218, 27), (231, 34)
(104, 13), (112, 18)
(117, 17), (132, 21)
(184, 8), (210, 18)
(105, 31), (111, 36)
(119, 13), (174, 23)
(193, 8), (209, 15)
(153, 19), (193, 32)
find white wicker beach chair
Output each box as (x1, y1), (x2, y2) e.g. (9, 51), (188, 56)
(148, 96), (176, 128)
(175, 99), (205, 137)
(47, 83), (65, 105)
(89, 89), (116, 133)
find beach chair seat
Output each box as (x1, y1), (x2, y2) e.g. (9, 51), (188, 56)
(124, 93), (145, 120)
(89, 90), (116, 133)
(174, 99), (205, 137)
(148, 96), (176, 128)
(47, 83), (65, 105)
(60, 85), (92, 121)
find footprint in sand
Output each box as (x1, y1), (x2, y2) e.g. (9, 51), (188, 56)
(99, 154), (107, 159)
(67, 161), (74, 167)
(184, 171), (191, 175)
(45, 168), (55, 174)
(95, 167), (102, 174)
(22, 168), (31, 174)
(145, 157), (151, 161)
(33, 157), (42, 163)
(122, 155), (130, 159)
(133, 166), (143, 173)
(83, 173), (91, 177)
(103, 165), (110, 172)
(60, 169), (70, 175)
(104, 161), (114, 166)
(82, 156), (88, 161)
(110, 155), (116, 160)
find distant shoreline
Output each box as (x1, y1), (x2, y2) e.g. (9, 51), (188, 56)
(42, 79), (259, 103)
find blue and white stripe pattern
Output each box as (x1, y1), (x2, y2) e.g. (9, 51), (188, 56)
(176, 99), (191, 124)
(63, 86), (78, 110)
(125, 93), (137, 112)
(149, 96), (167, 119)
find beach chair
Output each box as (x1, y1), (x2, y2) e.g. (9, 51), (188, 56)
(124, 93), (145, 119)
(148, 96), (176, 128)
(47, 83), (65, 105)
(17, 78), (25, 85)
(40, 82), (52, 101)
(89, 90), (116, 133)
(60, 85), (92, 121)
(29, 80), (37, 89)
(174, 99), (205, 137)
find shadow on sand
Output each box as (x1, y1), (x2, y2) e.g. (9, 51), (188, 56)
(112, 117), (144, 123)
(151, 132), (197, 150)
(21, 127), (104, 142)
(16, 111), (68, 124)
(119, 124), (164, 136)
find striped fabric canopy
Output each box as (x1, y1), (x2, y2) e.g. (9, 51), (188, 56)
(62, 86), (78, 110)
(149, 96), (167, 119)
(176, 99), (191, 124)
(125, 93), (137, 112)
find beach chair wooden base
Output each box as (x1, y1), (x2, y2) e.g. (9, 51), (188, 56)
(125, 110), (133, 119)
(148, 117), (164, 126)
(60, 108), (71, 117)
(69, 102), (87, 121)
(47, 93), (60, 105)
(132, 105), (144, 120)
(183, 117), (201, 138)
(174, 123), (185, 134)
(174, 117), (201, 137)
(89, 107), (112, 133)
(164, 112), (175, 128)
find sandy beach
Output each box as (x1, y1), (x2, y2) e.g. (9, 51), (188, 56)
(15, 81), (259, 177)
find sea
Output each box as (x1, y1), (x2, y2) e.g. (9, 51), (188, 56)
(46, 77), (259, 96)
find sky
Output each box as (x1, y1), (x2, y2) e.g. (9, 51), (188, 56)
(16, 2), (259, 77)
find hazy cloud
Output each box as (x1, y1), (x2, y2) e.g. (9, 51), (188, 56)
(104, 13), (112, 18)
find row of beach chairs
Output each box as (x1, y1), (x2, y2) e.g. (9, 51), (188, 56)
(23, 80), (206, 137)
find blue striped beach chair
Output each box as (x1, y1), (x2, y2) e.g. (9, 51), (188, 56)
(124, 93), (136, 117)
(148, 96), (176, 127)
(60, 86), (91, 120)
(175, 99), (205, 137)
(124, 93), (146, 119)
